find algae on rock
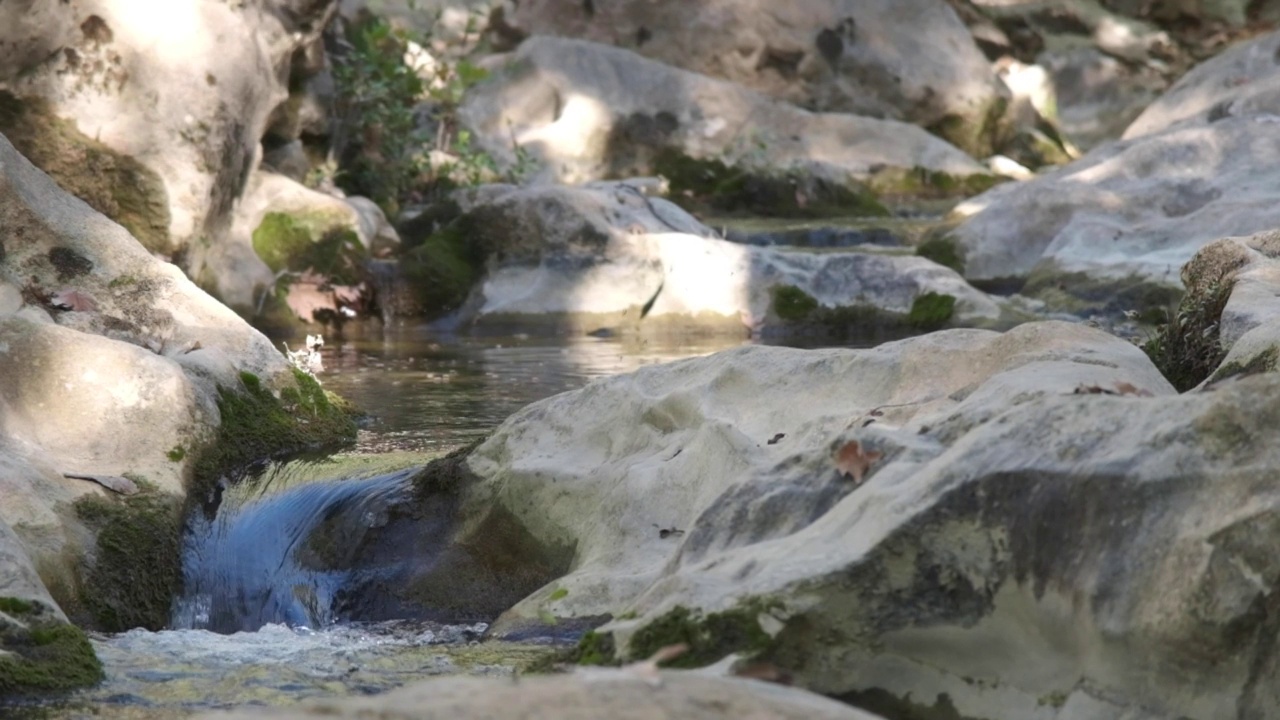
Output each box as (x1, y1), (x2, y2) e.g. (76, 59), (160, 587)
(0, 599), (103, 696)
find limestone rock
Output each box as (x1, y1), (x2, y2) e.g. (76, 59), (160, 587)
(946, 114), (1280, 315)
(1125, 30), (1280, 140)
(500, 0), (1011, 158)
(196, 669), (886, 720)
(0, 0), (337, 279)
(397, 183), (1006, 335)
(459, 37), (992, 201)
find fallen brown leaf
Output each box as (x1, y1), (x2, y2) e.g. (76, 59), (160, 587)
(834, 440), (883, 484)
(622, 643), (688, 686)
(1112, 381), (1153, 397)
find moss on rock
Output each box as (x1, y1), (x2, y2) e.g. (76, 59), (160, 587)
(251, 212), (365, 285)
(74, 481), (182, 632)
(0, 91), (171, 254)
(868, 166), (1003, 201)
(628, 603), (779, 669)
(770, 285), (819, 322)
(916, 234), (966, 275)
(653, 149), (890, 219)
(192, 369), (359, 491)
(908, 292), (956, 330)
(1143, 279), (1234, 392)
(401, 221), (485, 318)
(1208, 346), (1280, 385)
(0, 599), (103, 696)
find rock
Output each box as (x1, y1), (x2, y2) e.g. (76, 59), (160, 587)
(945, 113), (1280, 317)
(1125, 30), (1280, 141)
(0, 0), (336, 282)
(419, 318), (1280, 716)
(500, 0), (1012, 158)
(0, 0), (78, 85)
(196, 668), (886, 719)
(459, 37), (994, 208)
(223, 170), (371, 323)
(345, 195), (401, 257)
(1039, 46), (1167, 150)
(394, 183), (1007, 337)
(0, 515), (103, 697)
(0, 281), (21, 316)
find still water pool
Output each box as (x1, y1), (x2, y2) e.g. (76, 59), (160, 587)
(26, 328), (748, 719)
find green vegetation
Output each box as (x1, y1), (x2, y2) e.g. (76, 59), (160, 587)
(1207, 346), (1280, 385)
(916, 234), (966, 275)
(770, 285), (820, 321)
(573, 630), (617, 666)
(1143, 279), (1234, 392)
(166, 446), (186, 462)
(548, 588), (569, 601)
(653, 149), (889, 219)
(0, 600), (103, 696)
(628, 603), (779, 669)
(251, 212), (365, 285)
(868, 166), (1003, 201)
(400, 220), (486, 317)
(0, 91), (171, 254)
(908, 292), (956, 330)
(192, 369), (359, 492)
(74, 480), (181, 632)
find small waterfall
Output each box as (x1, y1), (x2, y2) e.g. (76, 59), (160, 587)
(172, 467), (415, 633)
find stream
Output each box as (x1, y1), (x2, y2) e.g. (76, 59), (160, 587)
(27, 328), (748, 720)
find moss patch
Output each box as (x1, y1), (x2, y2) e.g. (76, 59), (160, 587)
(192, 369), (359, 493)
(0, 601), (103, 697)
(74, 481), (181, 632)
(399, 214), (490, 319)
(908, 292), (956, 330)
(1208, 346), (1280, 385)
(628, 603), (778, 669)
(1022, 266), (1182, 322)
(770, 285), (820, 322)
(653, 149), (890, 219)
(1143, 277), (1234, 392)
(252, 212), (366, 285)
(573, 630), (617, 666)
(916, 234), (966, 275)
(0, 91), (171, 253)
(868, 166), (1003, 202)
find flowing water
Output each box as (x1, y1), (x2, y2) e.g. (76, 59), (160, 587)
(29, 328), (749, 719)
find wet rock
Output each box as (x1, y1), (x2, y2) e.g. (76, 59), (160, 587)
(459, 37), (993, 206)
(197, 667), (886, 720)
(500, 0), (1012, 159)
(392, 183), (1006, 337)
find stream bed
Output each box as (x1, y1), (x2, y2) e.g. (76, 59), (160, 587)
(25, 328), (748, 720)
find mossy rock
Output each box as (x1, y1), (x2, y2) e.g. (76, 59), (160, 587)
(868, 165), (1004, 201)
(73, 480), (182, 632)
(908, 292), (956, 330)
(1021, 266), (1183, 322)
(1207, 346), (1280, 385)
(0, 91), (171, 254)
(1143, 276), (1234, 392)
(924, 95), (1010, 160)
(628, 603), (780, 668)
(770, 285), (820, 322)
(0, 600), (103, 697)
(192, 368), (359, 494)
(653, 149), (890, 219)
(397, 209), (497, 319)
(916, 234), (966, 275)
(251, 211), (366, 285)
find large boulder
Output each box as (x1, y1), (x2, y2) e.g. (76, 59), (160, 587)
(459, 37), (995, 208)
(499, 0), (1013, 159)
(413, 317), (1280, 717)
(390, 182), (1009, 337)
(197, 668), (886, 720)
(0, 0), (337, 294)
(943, 111), (1280, 316)
(0, 131), (356, 635)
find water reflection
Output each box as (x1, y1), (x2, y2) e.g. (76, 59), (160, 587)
(317, 327), (752, 454)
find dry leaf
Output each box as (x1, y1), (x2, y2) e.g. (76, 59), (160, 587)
(63, 473), (138, 495)
(732, 662), (793, 686)
(50, 288), (97, 312)
(1112, 381), (1153, 397)
(183, 340), (204, 354)
(622, 643), (688, 686)
(1073, 382), (1152, 397)
(834, 440), (882, 484)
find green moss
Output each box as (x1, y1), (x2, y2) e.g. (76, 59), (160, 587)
(908, 293), (956, 330)
(74, 484), (180, 632)
(108, 274), (137, 289)
(869, 166), (1003, 201)
(917, 234), (966, 275)
(0, 611), (103, 696)
(771, 285), (820, 321)
(548, 588), (569, 601)
(400, 219), (487, 318)
(251, 212), (365, 285)
(0, 91), (171, 254)
(0, 597), (35, 616)
(628, 603), (778, 669)
(573, 630), (617, 666)
(192, 369), (359, 494)
(1143, 278), (1235, 392)
(926, 95), (1010, 160)
(166, 446), (186, 462)
(653, 149), (889, 219)
(1022, 267), (1183, 319)
(1207, 346), (1280, 385)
